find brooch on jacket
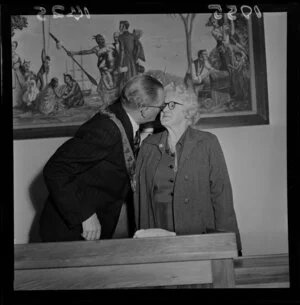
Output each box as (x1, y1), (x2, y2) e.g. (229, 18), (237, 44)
(158, 143), (164, 151)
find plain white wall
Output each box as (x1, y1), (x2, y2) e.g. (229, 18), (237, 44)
(13, 13), (287, 255)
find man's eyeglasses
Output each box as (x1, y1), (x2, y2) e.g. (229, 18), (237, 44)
(145, 101), (183, 111)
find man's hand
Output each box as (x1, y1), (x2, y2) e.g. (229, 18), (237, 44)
(133, 228), (176, 238)
(81, 213), (101, 241)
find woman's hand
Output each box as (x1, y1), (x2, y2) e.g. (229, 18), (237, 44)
(133, 228), (176, 238)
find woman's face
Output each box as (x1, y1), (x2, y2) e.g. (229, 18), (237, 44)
(23, 61), (30, 71)
(29, 80), (35, 91)
(211, 18), (219, 27)
(160, 91), (187, 128)
(113, 32), (119, 42)
(64, 76), (71, 85)
(52, 79), (58, 87)
(96, 36), (105, 47)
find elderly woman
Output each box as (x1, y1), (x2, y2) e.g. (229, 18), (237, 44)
(133, 84), (242, 254)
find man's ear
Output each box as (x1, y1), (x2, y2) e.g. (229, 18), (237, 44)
(184, 109), (192, 120)
(140, 108), (147, 118)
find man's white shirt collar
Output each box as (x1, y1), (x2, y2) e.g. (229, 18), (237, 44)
(126, 112), (139, 136)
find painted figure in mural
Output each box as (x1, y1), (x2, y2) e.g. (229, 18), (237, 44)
(68, 34), (120, 103)
(39, 74), (165, 242)
(205, 16), (232, 93)
(19, 62), (39, 110)
(36, 48), (51, 91)
(118, 20), (139, 88)
(192, 49), (214, 89)
(112, 32), (120, 55)
(61, 73), (84, 108)
(12, 41), (25, 108)
(110, 32), (122, 88)
(191, 48), (232, 109)
(133, 29), (146, 74)
(206, 14), (249, 100)
(191, 49), (215, 106)
(223, 17), (249, 101)
(228, 51), (249, 100)
(22, 77), (39, 109)
(223, 17), (248, 56)
(20, 59), (36, 82)
(205, 15), (229, 70)
(35, 77), (64, 115)
(133, 83), (242, 255)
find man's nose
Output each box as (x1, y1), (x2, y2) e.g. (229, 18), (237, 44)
(162, 106), (169, 113)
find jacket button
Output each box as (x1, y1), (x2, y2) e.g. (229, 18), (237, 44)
(169, 178), (174, 183)
(184, 198), (189, 204)
(170, 192), (174, 196)
(184, 175), (188, 180)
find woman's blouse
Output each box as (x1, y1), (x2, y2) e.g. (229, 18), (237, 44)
(152, 133), (185, 231)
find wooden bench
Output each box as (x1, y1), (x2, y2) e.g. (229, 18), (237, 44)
(234, 253), (289, 288)
(14, 233), (238, 289)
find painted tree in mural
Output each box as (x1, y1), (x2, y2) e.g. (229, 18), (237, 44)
(11, 15), (28, 37)
(169, 14), (197, 90)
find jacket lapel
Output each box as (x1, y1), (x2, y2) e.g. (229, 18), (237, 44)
(145, 127), (200, 171)
(144, 130), (167, 158)
(108, 100), (134, 150)
(143, 131), (166, 227)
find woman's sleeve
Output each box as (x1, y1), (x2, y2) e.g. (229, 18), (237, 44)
(209, 135), (242, 251)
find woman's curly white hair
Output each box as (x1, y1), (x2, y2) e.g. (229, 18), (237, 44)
(164, 82), (201, 127)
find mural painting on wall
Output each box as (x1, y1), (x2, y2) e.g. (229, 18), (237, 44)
(12, 13), (269, 139)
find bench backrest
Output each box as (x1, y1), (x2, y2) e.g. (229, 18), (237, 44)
(14, 233), (238, 289)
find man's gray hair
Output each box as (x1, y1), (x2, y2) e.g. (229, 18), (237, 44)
(120, 75), (164, 110)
